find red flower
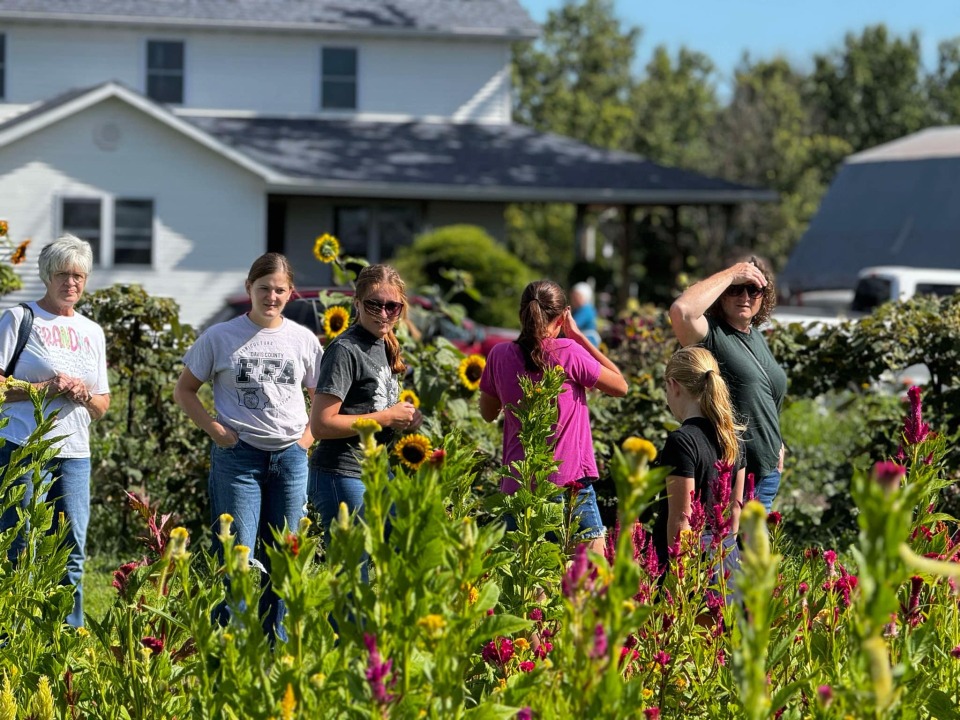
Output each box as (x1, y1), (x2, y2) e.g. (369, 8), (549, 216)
(482, 637), (514, 666)
(766, 511), (782, 526)
(112, 559), (147, 598)
(644, 709), (660, 719)
(517, 708), (533, 720)
(818, 685), (833, 706)
(286, 533), (300, 557)
(950, 645), (960, 659)
(529, 608), (543, 623)
(653, 650), (671, 667)
(429, 448), (446, 466)
(364, 633), (396, 705)
(141, 636), (165, 655)
(519, 661), (535, 672)
(590, 624), (608, 659)
(903, 386), (930, 445)
(873, 461), (906, 493)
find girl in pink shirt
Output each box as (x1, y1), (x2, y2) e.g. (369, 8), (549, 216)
(479, 280), (627, 552)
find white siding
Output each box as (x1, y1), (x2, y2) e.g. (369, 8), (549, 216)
(0, 98), (266, 327)
(3, 23), (512, 122)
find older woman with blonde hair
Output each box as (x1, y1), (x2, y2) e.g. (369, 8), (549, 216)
(0, 233), (110, 627)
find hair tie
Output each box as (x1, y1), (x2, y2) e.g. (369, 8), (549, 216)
(704, 369), (714, 379)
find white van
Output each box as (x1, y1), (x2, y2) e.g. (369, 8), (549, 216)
(851, 266), (960, 312)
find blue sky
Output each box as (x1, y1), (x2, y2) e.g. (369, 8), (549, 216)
(520, 0), (960, 87)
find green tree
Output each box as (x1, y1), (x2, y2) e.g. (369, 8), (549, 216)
(927, 37), (960, 123)
(808, 24), (932, 152)
(710, 57), (851, 271)
(512, 0), (638, 149)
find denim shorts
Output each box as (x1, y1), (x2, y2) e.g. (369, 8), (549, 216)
(504, 482), (605, 541)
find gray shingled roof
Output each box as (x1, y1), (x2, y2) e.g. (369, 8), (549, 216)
(0, 0), (539, 38)
(184, 115), (776, 204)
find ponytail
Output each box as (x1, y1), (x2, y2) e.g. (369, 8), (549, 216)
(665, 347), (744, 467)
(383, 328), (406, 375)
(516, 280), (566, 373)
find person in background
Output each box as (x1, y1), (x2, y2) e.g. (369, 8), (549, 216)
(309, 265), (421, 543)
(570, 282), (601, 347)
(0, 234), (110, 628)
(174, 252), (322, 642)
(669, 257), (786, 512)
(479, 280), (627, 554)
(652, 346), (745, 578)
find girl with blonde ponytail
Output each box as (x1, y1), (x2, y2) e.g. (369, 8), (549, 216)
(652, 346), (746, 570)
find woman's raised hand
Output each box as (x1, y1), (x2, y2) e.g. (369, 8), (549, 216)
(728, 261), (767, 288)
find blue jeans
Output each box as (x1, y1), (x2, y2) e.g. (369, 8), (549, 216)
(309, 470), (368, 583)
(209, 439), (308, 642)
(754, 470), (782, 513)
(0, 441), (90, 628)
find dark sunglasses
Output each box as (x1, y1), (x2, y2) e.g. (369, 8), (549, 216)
(362, 299), (404, 318)
(724, 284), (764, 300)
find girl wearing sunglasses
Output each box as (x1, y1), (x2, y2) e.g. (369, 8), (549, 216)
(309, 264), (420, 548)
(669, 258), (787, 512)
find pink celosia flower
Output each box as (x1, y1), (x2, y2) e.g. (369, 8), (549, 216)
(767, 511), (782, 527)
(516, 708), (533, 720)
(817, 685), (833, 706)
(632, 522), (647, 563)
(716, 649), (726, 666)
(519, 661), (536, 672)
(364, 633), (396, 704)
(686, 491), (706, 535)
(823, 549), (837, 576)
(482, 637), (514, 666)
(112, 558), (147, 598)
(798, 582), (809, 595)
(605, 519), (619, 566)
(561, 543), (593, 598)
(653, 650), (670, 667)
(643, 536), (661, 578)
(903, 386), (930, 445)
(745, 472), (756, 502)
(950, 645), (960, 659)
(644, 708), (660, 719)
(590, 624), (608, 659)
(533, 641), (553, 659)
(873, 461), (906, 493)
(529, 608), (543, 623)
(429, 448), (446, 466)
(141, 636), (164, 654)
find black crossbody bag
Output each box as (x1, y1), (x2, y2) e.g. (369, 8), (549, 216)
(3, 303), (35, 378)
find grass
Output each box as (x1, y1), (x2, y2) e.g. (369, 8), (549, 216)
(85, 554), (122, 624)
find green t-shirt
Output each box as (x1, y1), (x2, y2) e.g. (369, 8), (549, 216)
(702, 317), (787, 479)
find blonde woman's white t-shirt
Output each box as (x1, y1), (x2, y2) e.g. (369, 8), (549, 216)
(0, 302), (110, 458)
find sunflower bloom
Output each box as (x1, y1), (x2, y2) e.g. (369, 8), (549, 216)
(323, 305), (350, 339)
(10, 238), (29, 265)
(394, 433), (432, 471)
(458, 354), (486, 392)
(399, 388), (420, 408)
(313, 233), (340, 263)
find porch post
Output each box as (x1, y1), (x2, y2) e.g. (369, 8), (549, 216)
(618, 205), (636, 310)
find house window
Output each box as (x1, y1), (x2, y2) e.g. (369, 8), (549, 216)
(60, 197), (154, 267)
(0, 34), (6, 101)
(334, 204), (417, 262)
(322, 47), (357, 110)
(61, 199), (103, 265)
(114, 199), (153, 265)
(146, 40), (184, 104)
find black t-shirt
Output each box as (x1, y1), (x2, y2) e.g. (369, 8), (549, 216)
(652, 416), (744, 568)
(310, 324), (400, 476)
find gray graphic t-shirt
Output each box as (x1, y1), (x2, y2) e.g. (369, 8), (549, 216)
(310, 323), (399, 476)
(183, 314), (323, 451)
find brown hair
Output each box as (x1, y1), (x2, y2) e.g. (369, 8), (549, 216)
(246, 252), (295, 291)
(355, 264), (407, 375)
(665, 346), (743, 466)
(516, 280), (566, 373)
(707, 256), (776, 327)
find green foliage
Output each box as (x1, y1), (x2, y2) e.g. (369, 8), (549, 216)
(392, 225), (535, 328)
(76, 285), (209, 556)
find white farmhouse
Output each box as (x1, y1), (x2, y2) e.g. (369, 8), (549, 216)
(0, 0), (773, 326)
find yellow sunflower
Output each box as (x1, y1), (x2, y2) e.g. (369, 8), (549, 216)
(457, 354), (486, 392)
(399, 388), (420, 408)
(323, 305), (350, 338)
(622, 436), (657, 462)
(313, 233), (340, 264)
(394, 433), (432, 471)
(10, 238), (29, 265)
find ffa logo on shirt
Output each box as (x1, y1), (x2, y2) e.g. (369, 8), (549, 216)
(237, 388), (271, 410)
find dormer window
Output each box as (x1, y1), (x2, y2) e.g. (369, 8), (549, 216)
(146, 40), (184, 104)
(321, 47), (357, 110)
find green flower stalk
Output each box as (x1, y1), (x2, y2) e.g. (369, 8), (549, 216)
(734, 500), (780, 720)
(0, 675), (15, 720)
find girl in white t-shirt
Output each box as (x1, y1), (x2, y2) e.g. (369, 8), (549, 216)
(174, 253), (323, 642)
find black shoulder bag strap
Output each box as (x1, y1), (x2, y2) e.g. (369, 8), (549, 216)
(4, 302), (35, 378)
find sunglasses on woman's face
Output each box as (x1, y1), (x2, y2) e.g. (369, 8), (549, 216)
(723, 284), (764, 300)
(362, 299), (404, 318)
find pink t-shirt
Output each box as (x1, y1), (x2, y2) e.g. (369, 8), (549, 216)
(479, 339), (602, 493)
